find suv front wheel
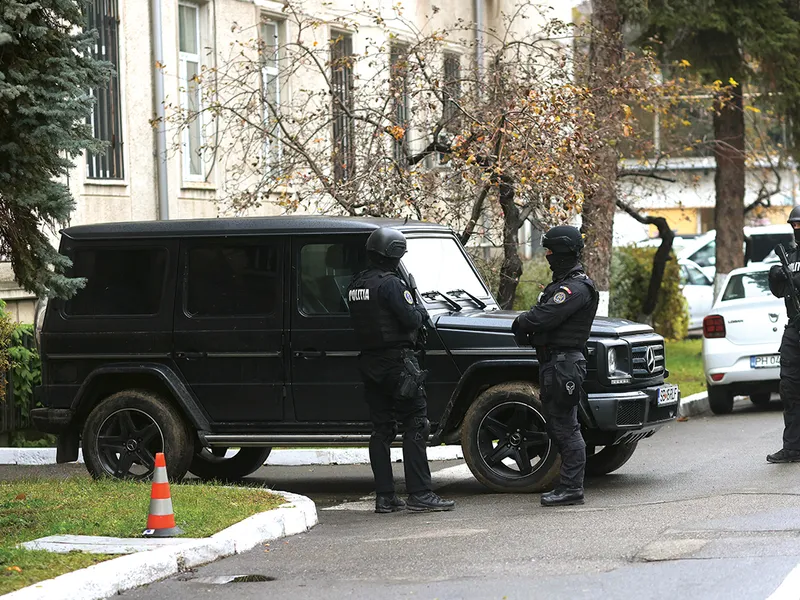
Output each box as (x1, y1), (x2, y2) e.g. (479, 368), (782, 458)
(189, 447), (272, 481)
(461, 382), (560, 493)
(81, 390), (193, 482)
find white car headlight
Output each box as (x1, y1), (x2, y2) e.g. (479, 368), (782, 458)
(607, 347), (618, 373)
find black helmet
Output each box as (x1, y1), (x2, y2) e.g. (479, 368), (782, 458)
(542, 225), (584, 255)
(365, 227), (407, 258)
(789, 205), (800, 223)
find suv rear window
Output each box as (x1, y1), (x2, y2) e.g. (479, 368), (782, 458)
(65, 247), (167, 316)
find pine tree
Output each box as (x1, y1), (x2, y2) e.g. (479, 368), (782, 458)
(0, 0), (110, 298)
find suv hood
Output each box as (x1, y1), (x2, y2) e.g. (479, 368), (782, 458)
(435, 310), (654, 338)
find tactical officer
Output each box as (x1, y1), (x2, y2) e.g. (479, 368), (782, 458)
(347, 227), (455, 513)
(767, 205), (800, 463)
(511, 225), (599, 506)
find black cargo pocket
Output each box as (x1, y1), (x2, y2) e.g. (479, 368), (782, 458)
(553, 357), (587, 408)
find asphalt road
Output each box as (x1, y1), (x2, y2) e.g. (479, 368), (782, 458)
(6, 397), (800, 599)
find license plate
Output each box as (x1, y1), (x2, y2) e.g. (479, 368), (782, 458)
(657, 385), (679, 406)
(750, 354), (780, 369)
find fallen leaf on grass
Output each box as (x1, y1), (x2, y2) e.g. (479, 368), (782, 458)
(6, 566), (22, 573)
(14, 493), (26, 501)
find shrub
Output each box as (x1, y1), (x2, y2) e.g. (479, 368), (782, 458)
(514, 255), (551, 310)
(610, 246), (688, 340)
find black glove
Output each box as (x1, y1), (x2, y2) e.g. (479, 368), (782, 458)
(770, 264), (788, 284)
(512, 315), (530, 346)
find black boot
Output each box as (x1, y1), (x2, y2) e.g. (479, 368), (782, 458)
(375, 494), (406, 514)
(541, 487), (584, 507)
(406, 491), (455, 512)
(767, 449), (800, 463)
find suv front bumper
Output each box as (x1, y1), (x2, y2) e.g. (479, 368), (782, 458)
(585, 385), (680, 432)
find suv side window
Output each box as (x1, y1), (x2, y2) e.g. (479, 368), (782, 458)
(298, 242), (365, 315)
(65, 247), (167, 316)
(186, 243), (279, 317)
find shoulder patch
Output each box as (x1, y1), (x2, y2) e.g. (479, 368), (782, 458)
(403, 290), (414, 305)
(558, 285), (573, 295)
(553, 291), (568, 304)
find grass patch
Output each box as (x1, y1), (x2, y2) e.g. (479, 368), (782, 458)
(0, 478), (284, 594)
(665, 338), (706, 398)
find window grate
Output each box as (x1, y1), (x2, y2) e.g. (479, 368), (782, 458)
(86, 0), (124, 180)
(330, 32), (355, 183)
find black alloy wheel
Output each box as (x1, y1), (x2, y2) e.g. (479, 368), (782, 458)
(96, 408), (164, 480)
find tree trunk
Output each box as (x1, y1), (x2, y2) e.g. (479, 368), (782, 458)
(581, 0), (624, 298)
(712, 83), (745, 288)
(496, 176), (523, 310)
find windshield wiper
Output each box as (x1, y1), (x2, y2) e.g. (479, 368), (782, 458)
(421, 290), (462, 312)
(447, 289), (487, 309)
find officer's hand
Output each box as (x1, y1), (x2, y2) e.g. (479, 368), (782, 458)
(770, 264), (788, 283)
(511, 315), (521, 334)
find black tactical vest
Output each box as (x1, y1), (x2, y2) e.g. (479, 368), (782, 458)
(784, 246), (800, 320)
(535, 270), (599, 349)
(348, 268), (417, 350)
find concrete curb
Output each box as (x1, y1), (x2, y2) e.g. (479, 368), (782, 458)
(679, 391), (710, 418)
(1, 490), (317, 600)
(0, 446), (464, 466)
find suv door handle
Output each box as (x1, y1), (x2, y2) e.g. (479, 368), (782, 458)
(294, 350), (326, 359)
(175, 351), (207, 360)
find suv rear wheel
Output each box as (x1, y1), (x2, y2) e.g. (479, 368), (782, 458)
(461, 382), (560, 493)
(708, 385), (734, 415)
(189, 447), (272, 481)
(749, 393), (772, 406)
(81, 390), (193, 482)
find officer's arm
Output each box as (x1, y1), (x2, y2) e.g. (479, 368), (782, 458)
(769, 265), (788, 298)
(380, 277), (427, 331)
(515, 283), (590, 333)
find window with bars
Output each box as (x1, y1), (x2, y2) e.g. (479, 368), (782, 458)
(442, 52), (461, 131)
(179, 3), (203, 180)
(261, 19), (281, 173)
(330, 31), (355, 182)
(390, 42), (410, 167)
(86, 0), (124, 180)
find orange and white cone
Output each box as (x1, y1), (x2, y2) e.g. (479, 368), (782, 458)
(142, 452), (183, 538)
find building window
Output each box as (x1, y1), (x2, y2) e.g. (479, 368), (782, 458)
(390, 42), (410, 168)
(261, 19), (281, 172)
(330, 31), (355, 182)
(65, 248), (167, 316)
(179, 3), (203, 180)
(186, 243), (280, 317)
(86, 0), (124, 180)
(442, 52), (461, 131)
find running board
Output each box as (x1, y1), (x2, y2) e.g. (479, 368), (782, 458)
(200, 433), (436, 447)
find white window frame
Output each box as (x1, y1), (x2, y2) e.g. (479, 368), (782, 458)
(261, 18), (282, 175)
(179, 2), (204, 182)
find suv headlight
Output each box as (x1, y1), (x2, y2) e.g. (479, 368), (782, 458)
(607, 347), (618, 373)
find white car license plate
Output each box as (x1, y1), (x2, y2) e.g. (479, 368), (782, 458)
(750, 354), (780, 369)
(657, 384), (679, 406)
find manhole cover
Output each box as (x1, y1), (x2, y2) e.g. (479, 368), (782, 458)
(187, 575), (276, 584)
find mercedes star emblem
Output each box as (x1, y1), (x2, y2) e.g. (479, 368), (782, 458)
(645, 346), (657, 373)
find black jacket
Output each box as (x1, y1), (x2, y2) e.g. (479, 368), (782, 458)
(769, 245), (800, 321)
(513, 264), (599, 349)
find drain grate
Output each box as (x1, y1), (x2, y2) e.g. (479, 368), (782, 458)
(185, 574), (276, 584)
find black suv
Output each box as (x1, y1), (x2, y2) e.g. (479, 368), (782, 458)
(32, 216), (679, 492)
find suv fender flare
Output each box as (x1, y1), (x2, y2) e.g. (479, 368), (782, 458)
(434, 359), (538, 443)
(69, 362), (211, 431)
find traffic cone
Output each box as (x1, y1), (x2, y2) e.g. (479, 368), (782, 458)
(142, 452), (183, 538)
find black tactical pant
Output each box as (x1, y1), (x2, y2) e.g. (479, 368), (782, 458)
(779, 326), (800, 451)
(539, 350), (588, 489)
(358, 349), (432, 495)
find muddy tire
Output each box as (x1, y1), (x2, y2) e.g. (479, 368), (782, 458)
(461, 382), (560, 493)
(82, 390), (193, 482)
(585, 442), (638, 476)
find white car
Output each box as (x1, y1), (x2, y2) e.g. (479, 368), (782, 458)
(679, 258), (714, 336)
(702, 264), (785, 414)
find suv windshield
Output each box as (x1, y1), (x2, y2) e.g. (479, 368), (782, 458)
(721, 271), (771, 301)
(402, 236), (489, 302)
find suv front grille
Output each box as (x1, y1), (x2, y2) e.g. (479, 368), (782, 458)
(616, 401), (645, 426)
(632, 343), (665, 379)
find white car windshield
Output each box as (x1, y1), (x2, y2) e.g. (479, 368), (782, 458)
(722, 271), (772, 301)
(402, 236), (489, 300)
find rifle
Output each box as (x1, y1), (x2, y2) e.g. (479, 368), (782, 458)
(406, 273), (433, 347)
(776, 243), (800, 327)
